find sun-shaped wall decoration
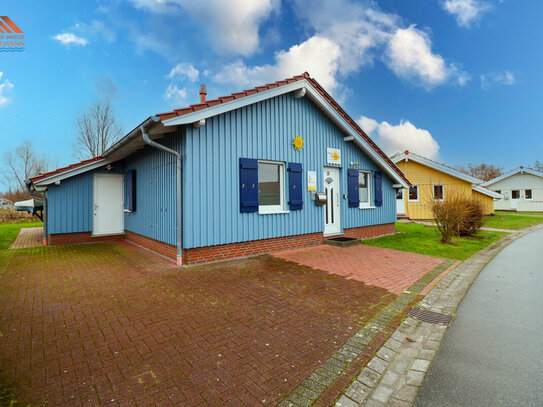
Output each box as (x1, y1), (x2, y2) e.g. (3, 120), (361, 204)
(293, 134), (304, 150)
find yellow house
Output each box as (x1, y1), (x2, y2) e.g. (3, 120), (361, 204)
(391, 151), (502, 220)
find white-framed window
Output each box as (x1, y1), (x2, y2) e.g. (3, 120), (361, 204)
(258, 160), (286, 214)
(433, 184), (444, 201)
(408, 185), (419, 202)
(358, 170), (372, 208)
(525, 189), (533, 200)
(512, 190), (520, 199)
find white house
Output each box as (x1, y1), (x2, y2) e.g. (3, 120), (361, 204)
(483, 167), (543, 211)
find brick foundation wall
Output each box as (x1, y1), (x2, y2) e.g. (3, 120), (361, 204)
(343, 222), (396, 240)
(125, 231), (177, 259)
(183, 232), (324, 265)
(47, 222), (396, 265)
(48, 232), (124, 245)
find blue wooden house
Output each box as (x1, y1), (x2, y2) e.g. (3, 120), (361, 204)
(28, 73), (410, 265)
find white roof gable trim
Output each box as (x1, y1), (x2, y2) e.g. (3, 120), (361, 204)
(163, 79), (410, 188)
(391, 152), (483, 185)
(472, 185), (503, 199)
(33, 158), (112, 187)
(482, 167), (543, 187)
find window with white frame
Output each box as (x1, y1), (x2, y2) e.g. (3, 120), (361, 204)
(258, 161), (286, 213)
(512, 190), (520, 199)
(525, 189), (533, 199)
(433, 184), (444, 201)
(408, 185), (419, 201)
(358, 170), (372, 208)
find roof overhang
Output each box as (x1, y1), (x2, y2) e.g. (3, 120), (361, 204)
(102, 116), (170, 161)
(33, 158), (112, 187)
(391, 152), (483, 185)
(162, 79), (410, 188)
(482, 167), (543, 186)
(472, 185), (503, 199)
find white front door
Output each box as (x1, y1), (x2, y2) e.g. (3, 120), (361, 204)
(323, 167), (341, 236)
(396, 189), (405, 215)
(93, 174), (124, 236)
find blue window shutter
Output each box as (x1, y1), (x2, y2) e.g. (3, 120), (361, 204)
(374, 171), (383, 207)
(126, 169), (137, 212)
(239, 158), (259, 213)
(348, 168), (360, 208)
(287, 162), (303, 210)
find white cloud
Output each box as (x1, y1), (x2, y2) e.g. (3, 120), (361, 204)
(0, 72), (14, 107)
(385, 25), (468, 89)
(163, 84), (187, 105)
(442, 0), (491, 27)
(127, 0), (278, 55)
(52, 33), (89, 47)
(359, 115), (440, 160)
(166, 63), (199, 82)
(214, 1), (468, 93)
(480, 71), (516, 88)
(214, 36), (342, 93)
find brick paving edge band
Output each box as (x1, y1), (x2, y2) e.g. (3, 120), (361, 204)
(277, 258), (458, 407)
(335, 223), (543, 407)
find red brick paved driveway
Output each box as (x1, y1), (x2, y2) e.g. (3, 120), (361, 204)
(272, 244), (446, 295)
(0, 242), (445, 406)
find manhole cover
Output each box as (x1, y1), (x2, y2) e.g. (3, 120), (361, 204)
(408, 307), (453, 325)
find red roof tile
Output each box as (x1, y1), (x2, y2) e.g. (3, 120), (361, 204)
(156, 72), (409, 185)
(29, 156), (104, 182)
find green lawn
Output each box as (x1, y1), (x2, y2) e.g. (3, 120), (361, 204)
(362, 223), (505, 260)
(0, 221), (43, 250)
(483, 211), (543, 230)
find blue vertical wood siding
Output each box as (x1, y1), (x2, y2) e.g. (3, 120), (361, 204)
(46, 164), (123, 234)
(46, 92), (397, 248)
(182, 92), (396, 249)
(122, 131), (181, 246)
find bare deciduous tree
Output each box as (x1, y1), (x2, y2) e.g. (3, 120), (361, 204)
(533, 161), (543, 172)
(457, 163), (503, 181)
(2, 140), (52, 194)
(74, 99), (122, 159)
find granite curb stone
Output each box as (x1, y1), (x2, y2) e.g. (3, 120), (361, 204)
(336, 223), (543, 406)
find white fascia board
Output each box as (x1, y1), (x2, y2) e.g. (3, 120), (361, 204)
(302, 86), (409, 188)
(33, 158), (112, 186)
(162, 78), (409, 188)
(392, 153), (482, 184)
(482, 167), (543, 186)
(472, 185), (503, 199)
(162, 80), (307, 126)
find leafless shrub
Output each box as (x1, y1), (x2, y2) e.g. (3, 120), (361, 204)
(458, 198), (485, 236)
(0, 208), (37, 223)
(432, 196), (466, 244)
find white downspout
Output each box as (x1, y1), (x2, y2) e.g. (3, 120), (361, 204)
(141, 121), (183, 266)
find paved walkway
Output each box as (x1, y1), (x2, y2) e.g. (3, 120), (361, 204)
(0, 241), (435, 407)
(416, 227), (543, 406)
(9, 226), (43, 249)
(334, 224), (543, 407)
(273, 245), (446, 295)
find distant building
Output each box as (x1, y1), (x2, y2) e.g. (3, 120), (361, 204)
(483, 167), (543, 212)
(391, 151), (502, 220)
(0, 196), (13, 209)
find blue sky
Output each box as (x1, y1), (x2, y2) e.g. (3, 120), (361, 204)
(1, 0), (541, 186)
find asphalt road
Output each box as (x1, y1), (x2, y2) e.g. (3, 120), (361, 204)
(415, 227), (543, 407)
